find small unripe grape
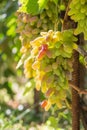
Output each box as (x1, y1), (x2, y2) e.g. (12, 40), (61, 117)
(42, 24), (48, 31)
(37, 20), (42, 28)
(43, 19), (48, 24)
(46, 10), (52, 17)
(59, 5), (65, 11)
(52, 62), (58, 70)
(32, 28), (40, 35)
(44, 65), (52, 72)
(40, 12), (46, 19)
(29, 16), (38, 23)
(22, 15), (29, 23)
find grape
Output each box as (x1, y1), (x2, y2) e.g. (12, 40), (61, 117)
(52, 62), (58, 70)
(45, 100), (51, 111)
(41, 100), (48, 108)
(16, 0), (59, 45)
(32, 60), (40, 70)
(37, 44), (48, 60)
(46, 88), (54, 97)
(44, 65), (52, 72)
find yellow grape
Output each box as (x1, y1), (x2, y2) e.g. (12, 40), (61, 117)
(56, 99), (63, 109)
(41, 82), (48, 93)
(31, 47), (38, 56)
(30, 37), (44, 47)
(35, 80), (41, 91)
(32, 60), (40, 70)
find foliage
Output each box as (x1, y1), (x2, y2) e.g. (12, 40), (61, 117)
(0, 0), (21, 98)
(18, 0), (39, 15)
(68, 0), (87, 39)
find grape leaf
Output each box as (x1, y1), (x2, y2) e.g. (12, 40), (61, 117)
(38, 0), (48, 10)
(27, 0), (39, 14)
(19, 0), (39, 15)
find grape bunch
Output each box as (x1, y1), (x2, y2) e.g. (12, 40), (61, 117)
(16, 0), (59, 70)
(23, 29), (77, 111)
(16, 0), (58, 53)
(16, 0), (78, 110)
(68, 0), (87, 39)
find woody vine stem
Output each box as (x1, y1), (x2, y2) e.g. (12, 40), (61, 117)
(63, 0), (80, 129)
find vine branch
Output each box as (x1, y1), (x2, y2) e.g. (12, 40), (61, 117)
(62, 0), (80, 129)
(69, 83), (87, 95)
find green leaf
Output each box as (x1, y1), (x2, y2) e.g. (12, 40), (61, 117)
(38, 0), (48, 10)
(19, 0), (39, 15)
(27, 0), (39, 14)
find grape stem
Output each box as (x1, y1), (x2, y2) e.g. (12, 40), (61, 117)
(69, 83), (87, 95)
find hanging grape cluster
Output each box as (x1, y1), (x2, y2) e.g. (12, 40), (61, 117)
(16, 0), (58, 50)
(22, 30), (77, 110)
(68, 0), (87, 39)
(16, 0), (78, 111)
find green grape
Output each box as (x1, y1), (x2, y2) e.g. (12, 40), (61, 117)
(80, 6), (86, 13)
(42, 24), (48, 31)
(32, 28), (40, 35)
(17, 19), (77, 110)
(55, 49), (61, 57)
(40, 11), (46, 19)
(46, 10), (53, 17)
(52, 62), (58, 70)
(59, 4), (65, 11)
(46, 75), (54, 85)
(54, 41), (62, 48)
(61, 51), (72, 58)
(63, 45), (73, 54)
(44, 65), (52, 72)
(53, 69), (61, 76)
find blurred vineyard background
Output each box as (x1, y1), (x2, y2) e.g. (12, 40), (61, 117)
(0, 0), (86, 130)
